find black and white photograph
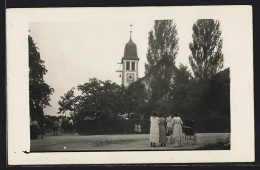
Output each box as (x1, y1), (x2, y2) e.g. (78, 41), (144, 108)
(28, 19), (230, 152)
(7, 6), (254, 164)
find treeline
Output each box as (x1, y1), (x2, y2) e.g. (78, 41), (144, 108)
(58, 19), (230, 122)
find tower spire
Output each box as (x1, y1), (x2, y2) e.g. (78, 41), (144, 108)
(130, 24), (133, 40)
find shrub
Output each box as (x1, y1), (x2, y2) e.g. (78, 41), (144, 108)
(75, 118), (230, 135)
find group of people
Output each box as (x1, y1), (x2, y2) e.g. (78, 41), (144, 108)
(30, 117), (74, 139)
(30, 118), (61, 139)
(51, 118), (68, 136)
(30, 119), (46, 140)
(52, 119), (62, 136)
(149, 112), (183, 147)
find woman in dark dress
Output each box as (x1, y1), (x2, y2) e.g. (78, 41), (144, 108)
(40, 123), (46, 139)
(30, 119), (39, 140)
(158, 114), (166, 146)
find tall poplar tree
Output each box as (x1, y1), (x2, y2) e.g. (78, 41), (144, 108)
(144, 20), (179, 101)
(189, 19), (224, 81)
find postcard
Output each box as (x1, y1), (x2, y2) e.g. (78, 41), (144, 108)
(6, 5), (254, 165)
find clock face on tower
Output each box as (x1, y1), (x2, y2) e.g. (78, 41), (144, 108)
(126, 73), (134, 81)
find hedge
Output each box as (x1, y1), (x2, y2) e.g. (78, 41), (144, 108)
(76, 118), (230, 135)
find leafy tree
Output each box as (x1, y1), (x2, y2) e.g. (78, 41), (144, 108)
(144, 20), (179, 101)
(172, 63), (192, 86)
(58, 87), (76, 117)
(75, 78), (122, 120)
(59, 78), (150, 121)
(189, 19), (224, 81)
(29, 35), (54, 121)
(169, 64), (192, 114)
(123, 81), (149, 118)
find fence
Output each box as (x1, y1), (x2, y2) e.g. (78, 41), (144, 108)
(76, 118), (230, 135)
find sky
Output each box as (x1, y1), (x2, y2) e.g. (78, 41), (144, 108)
(29, 19), (230, 117)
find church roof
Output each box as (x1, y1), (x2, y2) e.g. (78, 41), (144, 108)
(122, 37), (139, 62)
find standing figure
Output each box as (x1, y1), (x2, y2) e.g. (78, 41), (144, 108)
(30, 119), (39, 140)
(158, 114), (166, 146)
(40, 123), (46, 139)
(149, 112), (159, 147)
(58, 118), (63, 135)
(69, 118), (74, 132)
(172, 113), (183, 147)
(134, 123), (138, 133)
(137, 123), (141, 133)
(53, 119), (59, 136)
(166, 114), (173, 136)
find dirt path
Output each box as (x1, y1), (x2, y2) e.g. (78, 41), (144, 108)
(30, 133), (230, 152)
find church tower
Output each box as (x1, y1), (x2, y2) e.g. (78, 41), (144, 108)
(121, 25), (139, 86)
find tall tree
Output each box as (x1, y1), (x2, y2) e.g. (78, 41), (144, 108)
(75, 78), (122, 120)
(29, 35), (54, 120)
(145, 20), (179, 74)
(189, 19), (224, 81)
(169, 64), (192, 113)
(124, 81), (149, 118)
(58, 87), (76, 117)
(144, 20), (179, 101)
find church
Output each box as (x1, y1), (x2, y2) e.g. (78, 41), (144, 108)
(117, 26), (139, 87)
(117, 26), (152, 90)
(117, 26), (175, 94)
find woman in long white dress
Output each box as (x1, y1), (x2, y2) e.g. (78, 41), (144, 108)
(149, 113), (159, 147)
(172, 113), (183, 147)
